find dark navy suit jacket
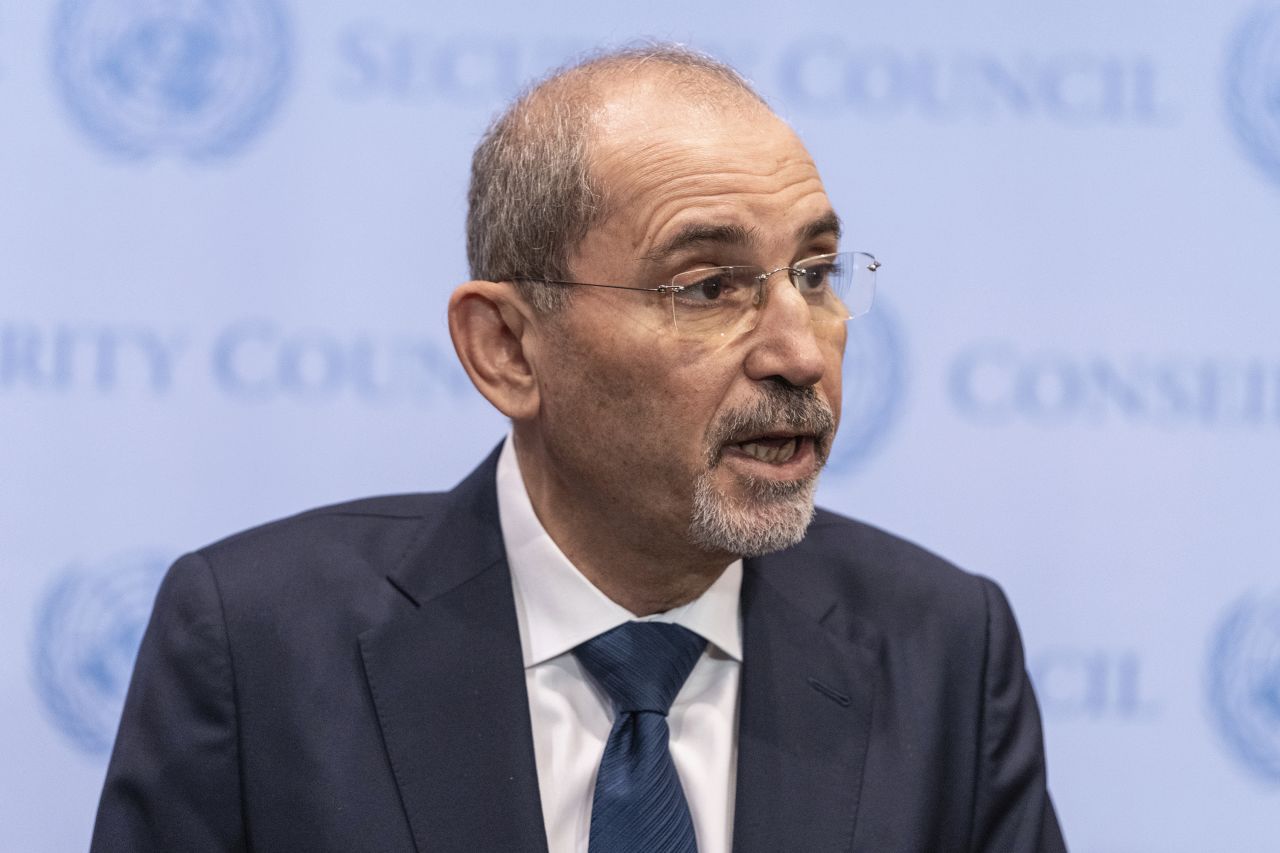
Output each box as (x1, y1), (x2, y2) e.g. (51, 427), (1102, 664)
(92, 448), (1066, 851)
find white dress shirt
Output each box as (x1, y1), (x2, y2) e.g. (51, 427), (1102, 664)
(496, 435), (742, 853)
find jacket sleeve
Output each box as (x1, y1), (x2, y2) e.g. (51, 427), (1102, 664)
(90, 552), (248, 852)
(969, 577), (1068, 853)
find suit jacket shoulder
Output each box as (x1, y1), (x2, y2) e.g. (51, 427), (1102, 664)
(738, 507), (1065, 852)
(93, 451), (524, 853)
(758, 506), (991, 647)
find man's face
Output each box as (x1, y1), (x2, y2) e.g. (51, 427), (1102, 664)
(529, 84), (846, 561)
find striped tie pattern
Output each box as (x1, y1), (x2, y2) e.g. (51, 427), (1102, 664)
(573, 621), (706, 853)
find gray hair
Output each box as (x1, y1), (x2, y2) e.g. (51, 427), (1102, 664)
(465, 44), (767, 312)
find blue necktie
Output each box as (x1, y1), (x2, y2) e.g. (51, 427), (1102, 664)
(573, 621), (706, 853)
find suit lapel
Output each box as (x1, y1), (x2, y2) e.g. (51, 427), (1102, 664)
(358, 449), (549, 852)
(357, 447), (881, 851)
(732, 554), (881, 853)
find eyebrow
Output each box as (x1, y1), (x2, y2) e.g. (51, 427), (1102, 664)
(641, 223), (758, 263)
(639, 211), (843, 265)
(797, 211), (842, 244)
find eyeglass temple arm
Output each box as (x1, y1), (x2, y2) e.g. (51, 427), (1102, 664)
(515, 278), (668, 294)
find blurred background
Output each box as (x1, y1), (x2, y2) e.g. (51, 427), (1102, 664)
(3, 1), (1279, 849)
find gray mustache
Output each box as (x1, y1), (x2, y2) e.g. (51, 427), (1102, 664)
(708, 384), (836, 463)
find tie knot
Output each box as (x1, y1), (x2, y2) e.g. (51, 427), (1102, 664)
(573, 622), (706, 715)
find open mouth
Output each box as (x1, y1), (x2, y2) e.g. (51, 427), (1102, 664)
(730, 434), (810, 465)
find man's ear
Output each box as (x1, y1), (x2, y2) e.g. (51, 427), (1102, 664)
(448, 280), (542, 420)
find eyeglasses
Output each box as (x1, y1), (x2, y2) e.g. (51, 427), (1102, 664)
(517, 251), (880, 340)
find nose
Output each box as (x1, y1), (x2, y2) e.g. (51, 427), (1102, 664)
(741, 273), (833, 388)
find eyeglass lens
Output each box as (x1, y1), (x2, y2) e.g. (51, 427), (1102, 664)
(666, 252), (876, 338)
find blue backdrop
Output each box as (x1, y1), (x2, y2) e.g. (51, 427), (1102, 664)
(3, 1), (1279, 850)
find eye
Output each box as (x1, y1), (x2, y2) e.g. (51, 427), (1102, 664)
(795, 260), (842, 294)
(676, 268), (738, 304)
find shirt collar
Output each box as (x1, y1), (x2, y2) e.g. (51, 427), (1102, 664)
(496, 434), (743, 668)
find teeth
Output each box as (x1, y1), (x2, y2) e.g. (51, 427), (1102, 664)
(740, 438), (798, 463)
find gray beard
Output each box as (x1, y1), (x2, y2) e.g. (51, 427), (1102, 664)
(687, 468), (818, 557)
(686, 383), (834, 557)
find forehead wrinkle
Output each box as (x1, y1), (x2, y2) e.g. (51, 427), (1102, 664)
(634, 171), (828, 255)
(605, 143), (817, 198)
(601, 147), (825, 249)
(582, 98), (831, 262)
(595, 117), (818, 197)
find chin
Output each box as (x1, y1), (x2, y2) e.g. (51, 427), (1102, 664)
(686, 470), (819, 557)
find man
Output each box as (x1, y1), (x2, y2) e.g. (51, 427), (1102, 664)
(93, 46), (1066, 852)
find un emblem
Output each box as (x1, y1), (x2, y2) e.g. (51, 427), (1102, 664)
(1224, 5), (1280, 187)
(1206, 589), (1280, 783)
(31, 551), (170, 754)
(826, 299), (905, 473)
(51, 0), (290, 159)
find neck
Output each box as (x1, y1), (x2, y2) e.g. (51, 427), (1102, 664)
(511, 429), (734, 616)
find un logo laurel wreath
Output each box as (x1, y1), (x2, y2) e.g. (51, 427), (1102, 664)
(31, 551), (170, 755)
(1206, 589), (1280, 783)
(51, 0), (290, 159)
(1224, 5), (1280, 188)
(825, 300), (905, 474)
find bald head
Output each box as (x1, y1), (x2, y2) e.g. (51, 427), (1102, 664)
(466, 45), (771, 312)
